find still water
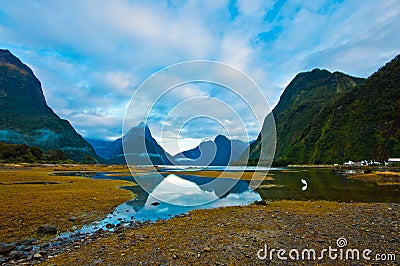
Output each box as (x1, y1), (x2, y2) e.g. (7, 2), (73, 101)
(61, 168), (399, 236)
(259, 168), (399, 202)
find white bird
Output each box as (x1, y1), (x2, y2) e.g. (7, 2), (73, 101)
(301, 179), (308, 191)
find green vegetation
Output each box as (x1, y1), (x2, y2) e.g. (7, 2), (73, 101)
(249, 55), (400, 165)
(0, 142), (93, 163)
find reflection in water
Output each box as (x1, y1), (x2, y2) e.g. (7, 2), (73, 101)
(64, 173), (260, 236)
(59, 168), (400, 238)
(134, 174), (260, 220)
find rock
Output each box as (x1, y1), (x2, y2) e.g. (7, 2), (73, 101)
(18, 238), (37, 246)
(40, 242), (50, 248)
(203, 247), (211, 252)
(8, 250), (24, 260)
(92, 258), (102, 264)
(115, 224), (128, 234)
(33, 253), (42, 259)
(69, 216), (77, 222)
(16, 245), (25, 251)
(0, 243), (16, 254)
(39, 250), (49, 256)
(117, 233), (126, 240)
(253, 200), (267, 206)
(106, 223), (115, 229)
(37, 225), (58, 235)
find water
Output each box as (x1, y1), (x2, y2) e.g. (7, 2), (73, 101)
(58, 167), (399, 237)
(60, 172), (260, 236)
(258, 168), (400, 202)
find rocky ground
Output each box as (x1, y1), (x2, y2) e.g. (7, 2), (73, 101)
(1, 200), (396, 265)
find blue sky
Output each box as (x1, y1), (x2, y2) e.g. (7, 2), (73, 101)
(0, 0), (399, 154)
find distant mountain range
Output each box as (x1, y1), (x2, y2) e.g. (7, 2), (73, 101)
(87, 128), (247, 166)
(172, 135), (247, 166)
(0, 49), (96, 162)
(248, 54), (400, 165)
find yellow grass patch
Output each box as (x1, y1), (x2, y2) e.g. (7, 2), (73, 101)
(262, 200), (341, 215)
(0, 165), (134, 242)
(349, 171), (400, 185)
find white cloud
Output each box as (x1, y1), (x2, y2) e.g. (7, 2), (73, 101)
(0, 0), (399, 152)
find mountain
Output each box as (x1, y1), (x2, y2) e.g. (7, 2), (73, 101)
(85, 138), (119, 160)
(173, 135), (248, 166)
(0, 49), (96, 161)
(314, 54), (400, 163)
(88, 123), (172, 165)
(247, 68), (366, 165)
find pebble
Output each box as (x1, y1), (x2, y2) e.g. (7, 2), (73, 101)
(37, 225), (58, 235)
(105, 223), (115, 229)
(0, 243), (16, 254)
(1, 202), (399, 265)
(33, 253), (42, 259)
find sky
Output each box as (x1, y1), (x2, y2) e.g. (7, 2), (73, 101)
(0, 0), (399, 155)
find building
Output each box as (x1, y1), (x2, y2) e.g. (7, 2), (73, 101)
(388, 158), (400, 163)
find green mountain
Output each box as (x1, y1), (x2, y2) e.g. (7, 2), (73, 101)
(315, 54), (400, 163)
(0, 49), (96, 161)
(250, 55), (400, 165)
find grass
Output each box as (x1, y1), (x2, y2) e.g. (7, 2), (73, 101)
(0, 165), (134, 243)
(349, 171), (400, 185)
(262, 200), (341, 215)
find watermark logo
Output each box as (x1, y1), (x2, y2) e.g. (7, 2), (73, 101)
(257, 237), (396, 262)
(336, 237), (347, 248)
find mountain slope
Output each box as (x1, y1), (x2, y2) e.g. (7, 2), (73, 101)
(313, 54), (400, 162)
(89, 123), (172, 165)
(0, 49), (95, 161)
(85, 138), (118, 160)
(248, 68), (365, 165)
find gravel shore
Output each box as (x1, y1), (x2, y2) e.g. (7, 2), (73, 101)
(39, 200), (399, 265)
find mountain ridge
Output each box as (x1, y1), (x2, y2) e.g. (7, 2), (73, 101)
(172, 134), (247, 166)
(87, 122), (172, 165)
(0, 49), (96, 161)
(248, 56), (400, 165)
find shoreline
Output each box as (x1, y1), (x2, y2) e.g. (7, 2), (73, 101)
(0, 164), (399, 264)
(46, 200), (399, 265)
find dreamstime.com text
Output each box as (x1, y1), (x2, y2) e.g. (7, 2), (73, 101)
(257, 237), (396, 262)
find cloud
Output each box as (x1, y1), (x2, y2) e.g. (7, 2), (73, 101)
(0, 0), (399, 154)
